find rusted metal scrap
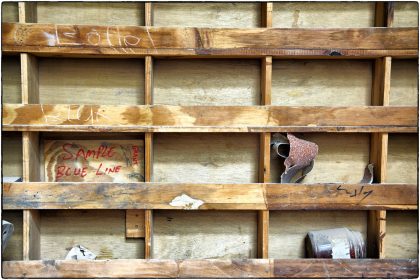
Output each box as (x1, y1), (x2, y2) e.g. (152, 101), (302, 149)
(271, 133), (319, 183)
(360, 163), (374, 184)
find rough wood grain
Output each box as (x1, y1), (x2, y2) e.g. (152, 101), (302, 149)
(154, 59), (260, 106)
(2, 56), (21, 103)
(3, 182), (417, 210)
(2, 211), (23, 261)
(2, 23), (418, 57)
(154, 210), (257, 259)
(269, 210), (367, 258)
(394, 2), (419, 27)
(261, 3), (273, 28)
(2, 132), (23, 177)
(2, 259), (418, 278)
(390, 59), (418, 106)
(386, 134), (418, 184)
(2, 2), (18, 22)
(38, 58), (145, 105)
(39, 210), (144, 260)
(153, 3), (260, 28)
(386, 211), (418, 258)
(272, 60), (372, 106)
(154, 133), (258, 183)
(272, 2), (375, 28)
(3, 104), (417, 132)
(36, 2), (144, 26)
(126, 210), (145, 238)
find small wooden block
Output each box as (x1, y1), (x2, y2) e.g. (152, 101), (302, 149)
(126, 210), (145, 238)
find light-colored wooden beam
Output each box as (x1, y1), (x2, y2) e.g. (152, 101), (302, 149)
(2, 23), (418, 58)
(2, 259), (418, 278)
(3, 104), (417, 133)
(261, 3), (273, 28)
(3, 182), (417, 210)
(19, 1), (40, 261)
(368, 2), (394, 259)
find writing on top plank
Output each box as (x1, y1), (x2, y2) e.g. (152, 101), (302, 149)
(36, 25), (156, 51)
(44, 140), (144, 182)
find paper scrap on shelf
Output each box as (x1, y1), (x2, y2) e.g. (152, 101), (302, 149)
(65, 245), (96, 260)
(170, 194), (204, 210)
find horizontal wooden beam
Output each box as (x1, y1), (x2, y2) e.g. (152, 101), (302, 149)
(3, 104), (417, 133)
(2, 23), (418, 58)
(3, 182), (417, 210)
(2, 259), (418, 278)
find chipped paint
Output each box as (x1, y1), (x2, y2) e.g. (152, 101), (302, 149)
(170, 194), (204, 210)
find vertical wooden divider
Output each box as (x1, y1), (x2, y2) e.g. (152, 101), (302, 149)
(19, 2), (41, 261)
(144, 2), (154, 259)
(258, 2), (273, 259)
(367, 1), (394, 259)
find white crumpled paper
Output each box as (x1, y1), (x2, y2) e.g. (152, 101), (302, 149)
(65, 245), (96, 260)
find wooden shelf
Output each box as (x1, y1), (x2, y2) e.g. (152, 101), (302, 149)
(2, 259), (418, 278)
(3, 104), (417, 133)
(2, 23), (418, 58)
(3, 182), (417, 210)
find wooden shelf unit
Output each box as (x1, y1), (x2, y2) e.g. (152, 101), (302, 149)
(1, 1), (418, 278)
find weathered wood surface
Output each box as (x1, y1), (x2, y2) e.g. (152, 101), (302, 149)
(2, 23), (418, 57)
(2, 182), (417, 210)
(2, 259), (418, 278)
(2, 104), (417, 132)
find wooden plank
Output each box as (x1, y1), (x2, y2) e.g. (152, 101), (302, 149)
(154, 60), (260, 106)
(3, 104), (417, 133)
(36, 2), (144, 26)
(38, 58), (145, 105)
(154, 133), (258, 184)
(272, 60), (372, 106)
(2, 259), (418, 278)
(273, 2), (375, 28)
(2, 211), (23, 261)
(18, 2), (36, 23)
(261, 57), (272, 105)
(257, 210), (269, 258)
(261, 3), (273, 28)
(153, 3), (260, 28)
(2, 23), (418, 57)
(386, 211), (418, 258)
(126, 210), (145, 238)
(23, 210), (40, 260)
(2, 182), (417, 210)
(145, 209), (153, 259)
(153, 210), (257, 259)
(40, 210), (144, 260)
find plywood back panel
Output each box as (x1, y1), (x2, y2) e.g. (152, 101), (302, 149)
(272, 60), (372, 106)
(390, 60), (418, 106)
(1, 2), (18, 22)
(386, 134), (418, 184)
(36, 2), (144, 25)
(154, 60), (260, 106)
(386, 211), (418, 258)
(2, 56), (21, 103)
(271, 134), (369, 183)
(153, 133), (259, 183)
(272, 2), (374, 28)
(2, 211), (23, 261)
(269, 211), (367, 259)
(394, 2), (419, 27)
(2, 133), (23, 178)
(153, 210), (257, 259)
(40, 210), (144, 260)
(153, 3), (260, 27)
(39, 58), (145, 105)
